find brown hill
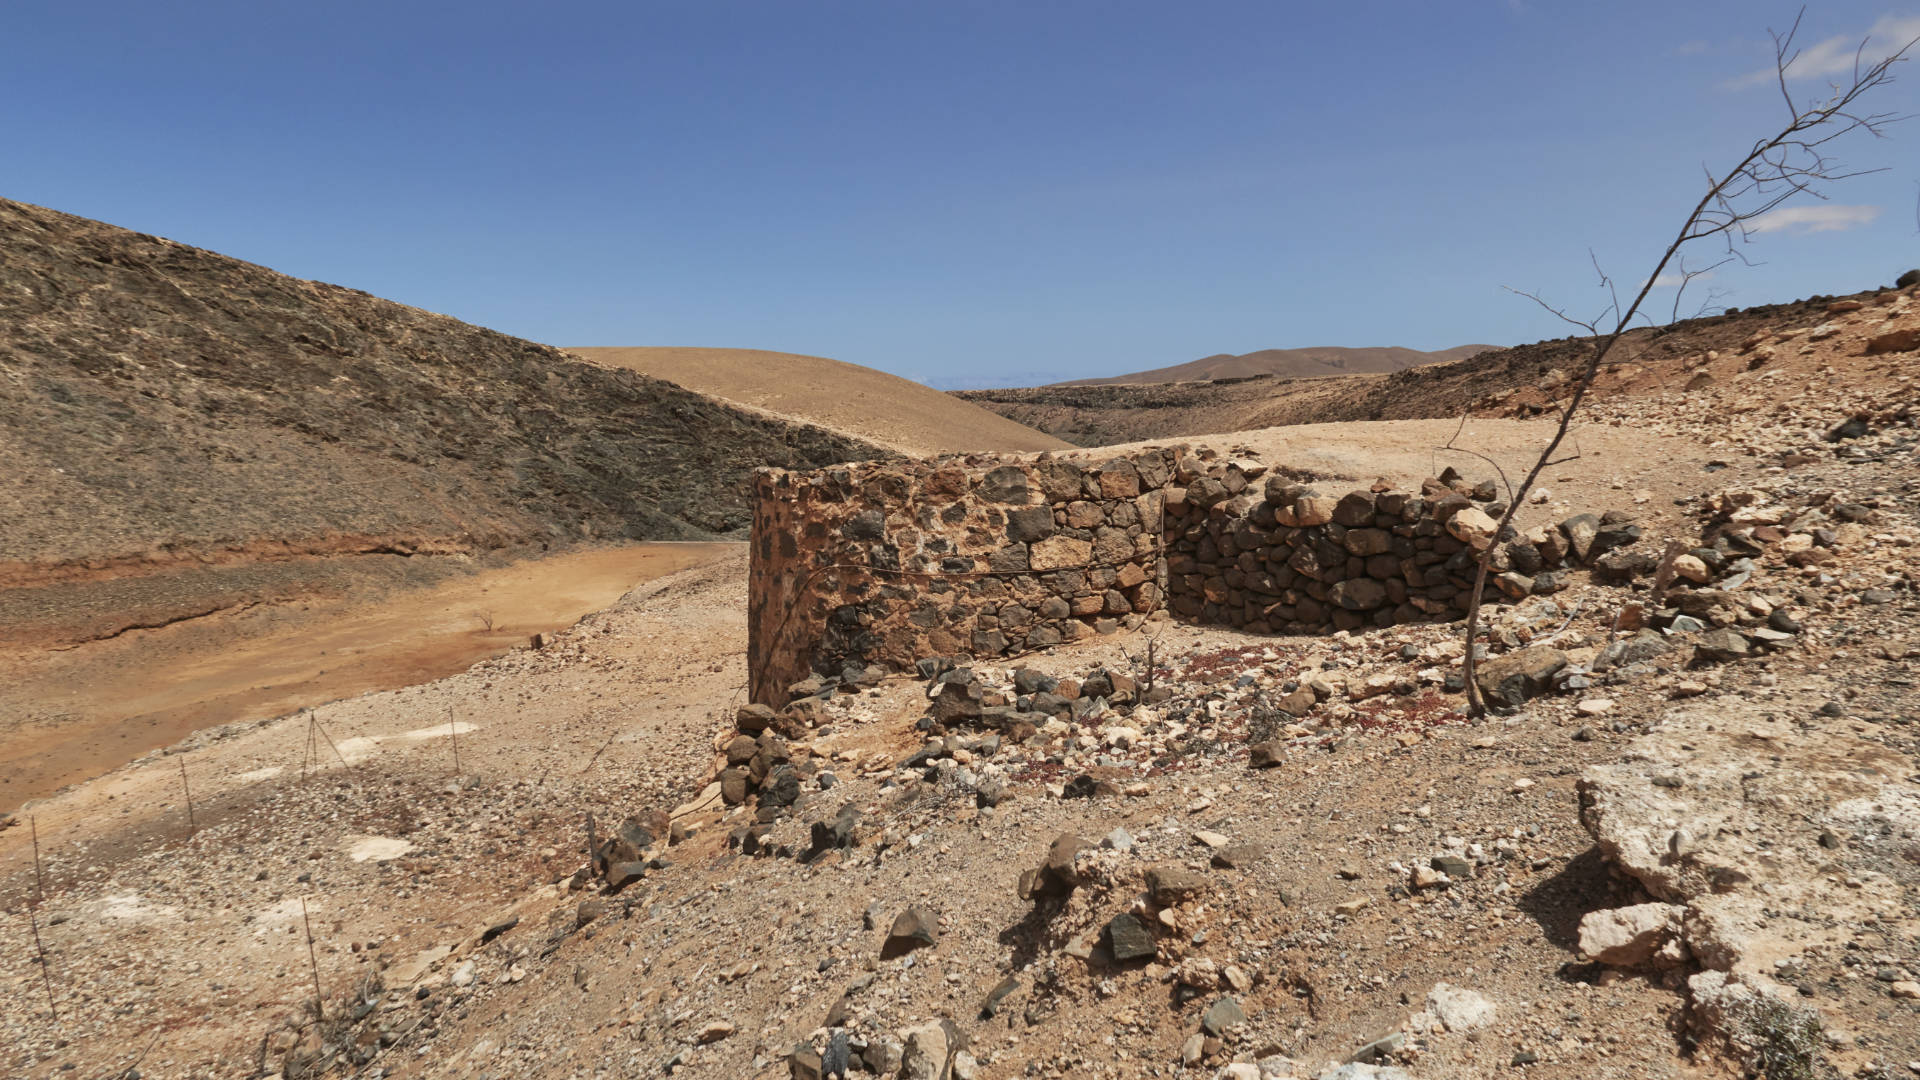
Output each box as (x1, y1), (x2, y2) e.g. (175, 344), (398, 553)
(0, 198), (886, 570)
(958, 286), (1907, 445)
(0, 198), (888, 651)
(568, 346), (1070, 457)
(1053, 343), (1494, 386)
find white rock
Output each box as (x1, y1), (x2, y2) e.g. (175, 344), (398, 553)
(344, 835), (414, 863)
(1315, 1064), (1413, 1079)
(1578, 902), (1687, 967)
(1425, 982), (1497, 1032)
(1576, 698), (1615, 716)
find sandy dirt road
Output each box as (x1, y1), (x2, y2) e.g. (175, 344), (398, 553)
(0, 542), (736, 807)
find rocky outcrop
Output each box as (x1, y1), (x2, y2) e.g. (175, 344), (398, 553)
(1574, 703), (1920, 1074)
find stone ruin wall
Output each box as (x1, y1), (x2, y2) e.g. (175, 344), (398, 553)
(747, 449), (1176, 706)
(749, 448), (1580, 705)
(1164, 468), (1552, 634)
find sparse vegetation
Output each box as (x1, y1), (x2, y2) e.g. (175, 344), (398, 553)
(1736, 993), (1825, 1080)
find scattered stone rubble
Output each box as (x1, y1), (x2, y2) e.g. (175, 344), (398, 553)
(226, 437), (1913, 1080)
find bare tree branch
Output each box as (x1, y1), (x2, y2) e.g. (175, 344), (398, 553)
(1460, 13), (1915, 717)
(1666, 253), (1736, 324)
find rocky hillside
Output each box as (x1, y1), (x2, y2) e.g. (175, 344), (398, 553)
(0, 198), (888, 582)
(958, 284), (1914, 446)
(1054, 344), (1493, 386)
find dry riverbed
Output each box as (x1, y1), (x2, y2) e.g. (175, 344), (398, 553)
(0, 542), (736, 806)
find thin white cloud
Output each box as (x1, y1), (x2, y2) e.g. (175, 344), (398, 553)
(1726, 13), (1920, 89)
(1649, 269), (1716, 288)
(1747, 203), (1882, 234)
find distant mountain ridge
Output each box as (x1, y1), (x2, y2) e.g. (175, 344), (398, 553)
(1053, 344), (1496, 386)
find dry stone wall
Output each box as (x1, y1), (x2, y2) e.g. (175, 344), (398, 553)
(749, 449), (1583, 705)
(747, 450), (1177, 705)
(1164, 467), (1565, 634)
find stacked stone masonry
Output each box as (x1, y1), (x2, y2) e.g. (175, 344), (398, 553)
(749, 447), (1585, 705)
(748, 450), (1174, 705)
(1166, 467), (1556, 634)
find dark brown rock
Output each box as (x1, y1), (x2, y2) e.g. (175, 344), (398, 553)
(1474, 645), (1568, 708)
(1145, 864), (1208, 906)
(881, 906), (939, 957)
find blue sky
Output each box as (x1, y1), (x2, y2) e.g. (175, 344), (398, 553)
(5, 2), (1917, 387)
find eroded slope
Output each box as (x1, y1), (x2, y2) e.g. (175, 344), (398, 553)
(0, 198), (888, 580)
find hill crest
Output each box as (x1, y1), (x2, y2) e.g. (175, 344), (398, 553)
(1053, 343), (1494, 386)
(566, 346), (1069, 458)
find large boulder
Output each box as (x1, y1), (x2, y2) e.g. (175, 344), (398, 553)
(1329, 577), (1389, 611)
(1186, 476), (1231, 508)
(1331, 491), (1377, 527)
(1004, 505), (1054, 543)
(1593, 630), (1671, 671)
(1145, 864), (1208, 906)
(1029, 536), (1093, 571)
(1285, 494), (1337, 527)
(1692, 627), (1751, 663)
(1866, 327), (1920, 354)
(1473, 646), (1567, 708)
(1686, 971), (1822, 1080)
(978, 465), (1031, 503)
(1106, 912), (1156, 962)
(1425, 983), (1497, 1032)
(1018, 834), (1090, 899)
(1560, 513), (1600, 562)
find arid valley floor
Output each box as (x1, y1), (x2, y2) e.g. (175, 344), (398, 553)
(2, 199), (1917, 1080)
